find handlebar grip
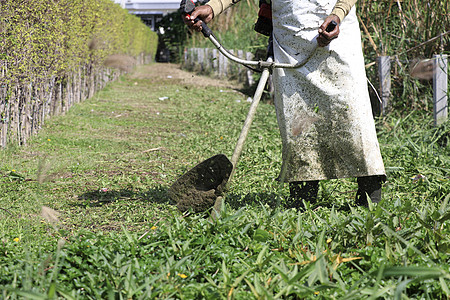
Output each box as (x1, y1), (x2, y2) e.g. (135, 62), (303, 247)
(194, 17), (212, 38)
(326, 20), (337, 32)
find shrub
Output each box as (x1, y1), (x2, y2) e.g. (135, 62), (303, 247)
(0, 0), (158, 147)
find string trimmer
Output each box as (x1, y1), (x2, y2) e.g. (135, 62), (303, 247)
(169, 0), (336, 213)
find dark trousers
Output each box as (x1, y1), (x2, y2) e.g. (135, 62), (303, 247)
(289, 175), (385, 207)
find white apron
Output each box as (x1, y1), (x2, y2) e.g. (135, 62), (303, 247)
(272, 0), (385, 182)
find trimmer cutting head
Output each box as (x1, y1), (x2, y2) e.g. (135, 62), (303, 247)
(169, 154), (233, 212)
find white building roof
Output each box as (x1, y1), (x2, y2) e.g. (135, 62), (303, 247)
(113, 0), (199, 15)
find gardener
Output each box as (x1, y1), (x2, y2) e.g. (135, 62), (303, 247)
(184, 0), (386, 208)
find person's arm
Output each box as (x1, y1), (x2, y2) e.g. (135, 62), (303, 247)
(208, 0), (241, 17)
(184, 0), (241, 32)
(330, 0), (358, 23)
(317, 0), (358, 47)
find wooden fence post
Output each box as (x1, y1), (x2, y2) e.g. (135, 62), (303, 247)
(237, 50), (244, 82)
(246, 52), (255, 86)
(196, 48), (203, 71)
(229, 50), (235, 77)
(433, 54), (448, 126)
(204, 48), (210, 71)
(218, 52), (228, 77)
(212, 49), (218, 75)
(188, 48), (194, 70)
(377, 56), (391, 115)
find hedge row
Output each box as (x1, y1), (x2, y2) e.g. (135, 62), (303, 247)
(0, 0), (158, 147)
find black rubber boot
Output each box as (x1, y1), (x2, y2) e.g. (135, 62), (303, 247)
(287, 180), (319, 209)
(355, 175), (386, 206)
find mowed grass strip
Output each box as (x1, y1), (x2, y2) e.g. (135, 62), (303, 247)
(0, 63), (257, 236)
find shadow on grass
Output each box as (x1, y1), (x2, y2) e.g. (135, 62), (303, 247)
(225, 192), (281, 209)
(225, 191), (353, 212)
(76, 187), (353, 212)
(77, 186), (173, 207)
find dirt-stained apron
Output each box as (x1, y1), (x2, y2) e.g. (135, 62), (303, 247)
(272, 0), (385, 182)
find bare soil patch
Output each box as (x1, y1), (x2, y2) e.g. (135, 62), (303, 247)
(130, 63), (244, 89)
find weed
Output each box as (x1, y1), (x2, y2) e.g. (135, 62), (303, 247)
(0, 64), (448, 298)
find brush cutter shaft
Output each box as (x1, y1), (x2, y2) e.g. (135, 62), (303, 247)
(229, 57), (272, 180)
(208, 35), (260, 67)
(169, 60), (271, 213)
(210, 57), (272, 216)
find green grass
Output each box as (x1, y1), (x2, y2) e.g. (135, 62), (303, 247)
(0, 63), (449, 299)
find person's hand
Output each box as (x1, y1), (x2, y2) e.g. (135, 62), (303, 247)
(317, 15), (340, 47)
(182, 5), (214, 32)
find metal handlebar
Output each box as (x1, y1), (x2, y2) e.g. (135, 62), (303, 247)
(207, 34), (317, 70)
(200, 20), (337, 70)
